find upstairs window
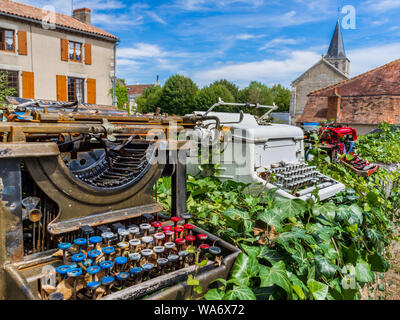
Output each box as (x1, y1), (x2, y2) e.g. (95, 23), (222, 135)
(0, 28), (15, 52)
(68, 41), (82, 62)
(68, 77), (85, 103)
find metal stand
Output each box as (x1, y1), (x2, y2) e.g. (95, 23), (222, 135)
(171, 158), (187, 217)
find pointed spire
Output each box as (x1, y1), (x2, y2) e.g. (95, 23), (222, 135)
(325, 20), (346, 59)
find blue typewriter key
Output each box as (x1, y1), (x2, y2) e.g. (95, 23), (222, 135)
(99, 260), (114, 275)
(116, 272), (130, 288)
(89, 236), (102, 248)
(101, 276), (115, 295)
(56, 265), (71, 280)
(58, 243), (72, 264)
(114, 256), (128, 272)
(87, 265), (101, 282)
(73, 238), (87, 252)
(102, 246), (115, 260)
(67, 267), (82, 300)
(71, 253), (86, 263)
(87, 250), (101, 265)
(87, 281), (101, 300)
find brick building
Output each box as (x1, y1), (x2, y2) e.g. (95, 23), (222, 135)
(300, 59), (400, 135)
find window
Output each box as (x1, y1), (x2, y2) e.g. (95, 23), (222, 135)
(0, 69), (19, 97)
(68, 41), (82, 62)
(0, 28), (15, 52)
(68, 77), (84, 103)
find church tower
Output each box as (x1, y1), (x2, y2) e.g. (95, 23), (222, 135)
(324, 20), (350, 76)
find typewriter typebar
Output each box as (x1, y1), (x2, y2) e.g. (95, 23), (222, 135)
(0, 100), (239, 300)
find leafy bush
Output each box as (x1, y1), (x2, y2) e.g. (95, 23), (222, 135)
(357, 122), (400, 164)
(156, 137), (400, 300)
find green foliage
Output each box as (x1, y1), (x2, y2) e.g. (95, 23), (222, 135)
(194, 84), (235, 112)
(212, 79), (240, 101)
(0, 71), (17, 104)
(158, 75), (198, 115)
(357, 122), (400, 164)
(270, 84), (291, 112)
(109, 79), (129, 111)
(136, 85), (163, 113)
(156, 129), (400, 300)
(238, 81), (273, 105)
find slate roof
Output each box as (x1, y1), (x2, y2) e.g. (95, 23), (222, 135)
(325, 20), (347, 60)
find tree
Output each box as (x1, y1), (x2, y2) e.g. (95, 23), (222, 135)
(194, 84), (235, 112)
(109, 79), (129, 111)
(158, 75), (198, 115)
(136, 85), (163, 113)
(271, 84), (290, 112)
(0, 71), (17, 104)
(212, 79), (240, 101)
(238, 81), (273, 105)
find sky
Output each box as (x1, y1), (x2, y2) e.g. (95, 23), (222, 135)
(15, 0), (400, 88)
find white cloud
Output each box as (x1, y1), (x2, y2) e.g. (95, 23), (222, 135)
(259, 37), (301, 50)
(348, 43), (400, 76)
(366, 0), (400, 12)
(173, 0), (264, 11)
(118, 43), (166, 59)
(92, 13), (143, 27)
(146, 11), (167, 25)
(236, 33), (266, 40)
(193, 50), (321, 87)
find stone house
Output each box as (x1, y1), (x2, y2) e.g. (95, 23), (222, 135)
(0, 0), (119, 105)
(290, 20), (350, 124)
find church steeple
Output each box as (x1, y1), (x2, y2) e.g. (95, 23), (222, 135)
(324, 20), (350, 76)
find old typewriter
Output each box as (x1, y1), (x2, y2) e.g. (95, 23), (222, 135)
(0, 98), (239, 300)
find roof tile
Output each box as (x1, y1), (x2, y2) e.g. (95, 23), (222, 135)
(0, 0), (118, 41)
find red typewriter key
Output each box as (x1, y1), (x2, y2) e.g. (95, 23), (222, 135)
(184, 223), (194, 236)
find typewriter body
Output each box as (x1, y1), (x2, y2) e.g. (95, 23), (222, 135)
(0, 99), (239, 300)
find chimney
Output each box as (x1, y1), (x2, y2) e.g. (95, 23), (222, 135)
(156, 75), (160, 86)
(327, 88), (341, 122)
(73, 8), (91, 24)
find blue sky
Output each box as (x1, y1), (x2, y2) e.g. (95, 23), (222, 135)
(17, 0), (400, 88)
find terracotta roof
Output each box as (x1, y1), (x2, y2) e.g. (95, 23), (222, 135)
(300, 59), (400, 125)
(0, 0), (118, 41)
(127, 84), (155, 96)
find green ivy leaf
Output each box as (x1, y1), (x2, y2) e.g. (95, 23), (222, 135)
(355, 262), (374, 283)
(224, 286), (256, 300)
(259, 261), (292, 294)
(292, 285), (306, 300)
(257, 208), (282, 229)
(307, 279), (329, 300)
(368, 252), (389, 272)
(275, 198), (307, 219)
(204, 288), (225, 300)
(258, 247), (287, 264)
(231, 253), (260, 286)
(315, 255), (339, 278)
(241, 244), (261, 259)
(348, 204), (363, 225)
(312, 202), (336, 222)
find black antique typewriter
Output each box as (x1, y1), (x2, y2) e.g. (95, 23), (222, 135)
(0, 99), (239, 300)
